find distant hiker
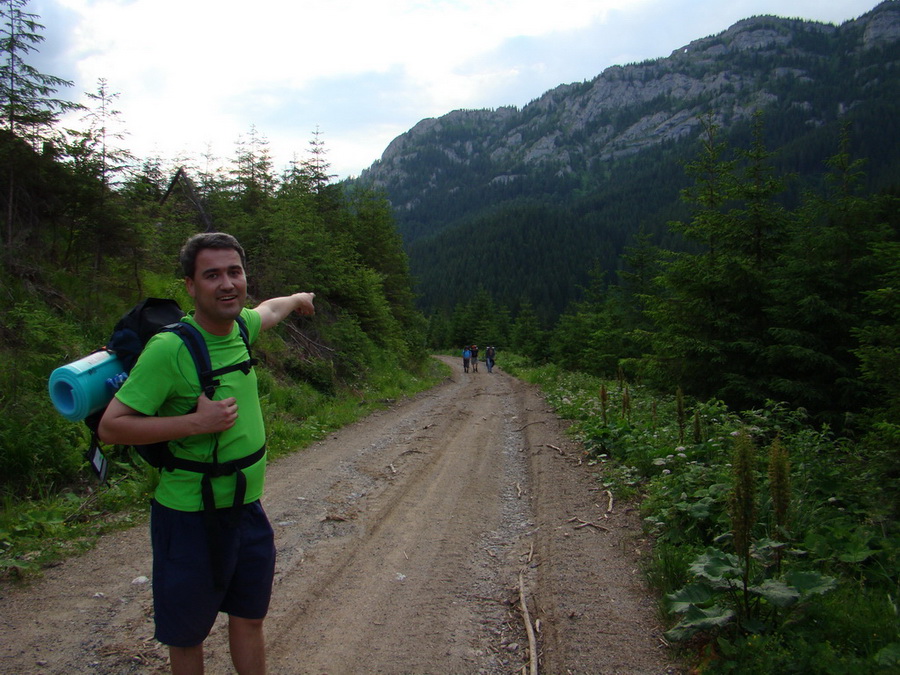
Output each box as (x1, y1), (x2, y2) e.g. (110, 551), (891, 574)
(485, 346), (496, 373)
(99, 232), (316, 675)
(470, 345), (479, 372)
(462, 346), (471, 373)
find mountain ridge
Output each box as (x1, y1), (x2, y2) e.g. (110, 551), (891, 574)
(356, 1), (900, 317)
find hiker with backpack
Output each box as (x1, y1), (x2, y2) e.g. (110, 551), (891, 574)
(462, 346), (471, 373)
(485, 345), (496, 373)
(99, 232), (315, 675)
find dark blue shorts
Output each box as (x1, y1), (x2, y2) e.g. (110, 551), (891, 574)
(150, 499), (276, 647)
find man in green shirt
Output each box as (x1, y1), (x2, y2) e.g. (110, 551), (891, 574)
(100, 232), (315, 675)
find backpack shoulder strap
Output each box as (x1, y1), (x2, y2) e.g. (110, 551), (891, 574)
(235, 315), (253, 359)
(165, 321), (217, 398)
(223, 315), (257, 375)
(162, 319), (257, 399)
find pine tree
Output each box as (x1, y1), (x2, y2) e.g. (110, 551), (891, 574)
(0, 0), (78, 255)
(643, 117), (739, 396)
(71, 78), (133, 189)
(302, 126), (336, 193)
(0, 0), (75, 141)
(510, 300), (547, 362)
(644, 115), (790, 407)
(766, 129), (894, 420)
(230, 124), (275, 209)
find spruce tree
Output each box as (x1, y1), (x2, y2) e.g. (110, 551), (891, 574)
(765, 130), (893, 420)
(0, 0), (78, 256)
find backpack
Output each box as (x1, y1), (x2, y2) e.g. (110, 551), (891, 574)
(83, 297), (257, 481)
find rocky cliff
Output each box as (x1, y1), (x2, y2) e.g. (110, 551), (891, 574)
(360, 1), (900, 220)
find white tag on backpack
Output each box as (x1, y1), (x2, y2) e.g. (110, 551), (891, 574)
(87, 444), (109, 483)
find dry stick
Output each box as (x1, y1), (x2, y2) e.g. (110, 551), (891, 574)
(64, 476), (129, 523)
(515, 420), (546, 432)
(567, 516), (610, 532)
(518, 570), (539, 675)
(605, 489), (615, 514)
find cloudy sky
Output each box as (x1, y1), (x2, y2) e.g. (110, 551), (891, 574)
(30, 0), (879, 180)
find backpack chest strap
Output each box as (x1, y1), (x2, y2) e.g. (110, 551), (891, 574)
(165, 444), (266, 476)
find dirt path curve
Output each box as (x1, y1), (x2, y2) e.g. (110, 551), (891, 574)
(0, 357), (681, 674)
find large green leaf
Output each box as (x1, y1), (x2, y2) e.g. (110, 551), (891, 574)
(687, 496), (715, 520)
(748, 579), (800, 608)
(784, 570), (837, 597)
(837, 545), (879, 563)
(689, 548), (742, 582)
(664, 604), (735, 642)
(874, 642), (900, 667)
(667, 583), (715, 613)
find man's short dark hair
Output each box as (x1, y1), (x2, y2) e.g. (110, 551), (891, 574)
(180, 232), (247, 279)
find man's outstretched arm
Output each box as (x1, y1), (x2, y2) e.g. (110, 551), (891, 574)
(255, 292), (315, 331)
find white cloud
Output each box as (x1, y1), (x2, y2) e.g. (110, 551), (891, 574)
(31, 0), (881, 179)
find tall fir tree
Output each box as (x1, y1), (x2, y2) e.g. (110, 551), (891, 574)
(0, 0), (78, 256)
(765, 130), (894, 420)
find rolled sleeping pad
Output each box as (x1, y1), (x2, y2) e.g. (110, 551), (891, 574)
(48, 350), (126, 422)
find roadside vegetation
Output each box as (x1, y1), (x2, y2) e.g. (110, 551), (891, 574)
(503, 354), (898, 674)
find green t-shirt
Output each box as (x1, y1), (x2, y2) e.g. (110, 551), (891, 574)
(115, 308), (266, 511)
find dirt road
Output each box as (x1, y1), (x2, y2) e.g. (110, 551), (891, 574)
(0, 357), (680, 674)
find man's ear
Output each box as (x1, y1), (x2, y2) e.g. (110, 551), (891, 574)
(184, 276), (196, 299)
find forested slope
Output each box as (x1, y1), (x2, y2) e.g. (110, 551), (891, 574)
(358, 1), (900, 319)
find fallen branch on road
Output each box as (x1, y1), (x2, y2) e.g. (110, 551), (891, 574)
(567, 516), (610, 532)
(516, 421), (546, 432)
(518, 571), (539, 675)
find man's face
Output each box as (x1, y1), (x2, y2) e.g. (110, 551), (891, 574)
(185, 247), (247, 333)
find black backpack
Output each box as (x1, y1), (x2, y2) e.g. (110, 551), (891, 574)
(84, 297), (258, 480)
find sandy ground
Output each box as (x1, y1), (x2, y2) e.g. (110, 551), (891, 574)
(0, 356), (682, 674)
